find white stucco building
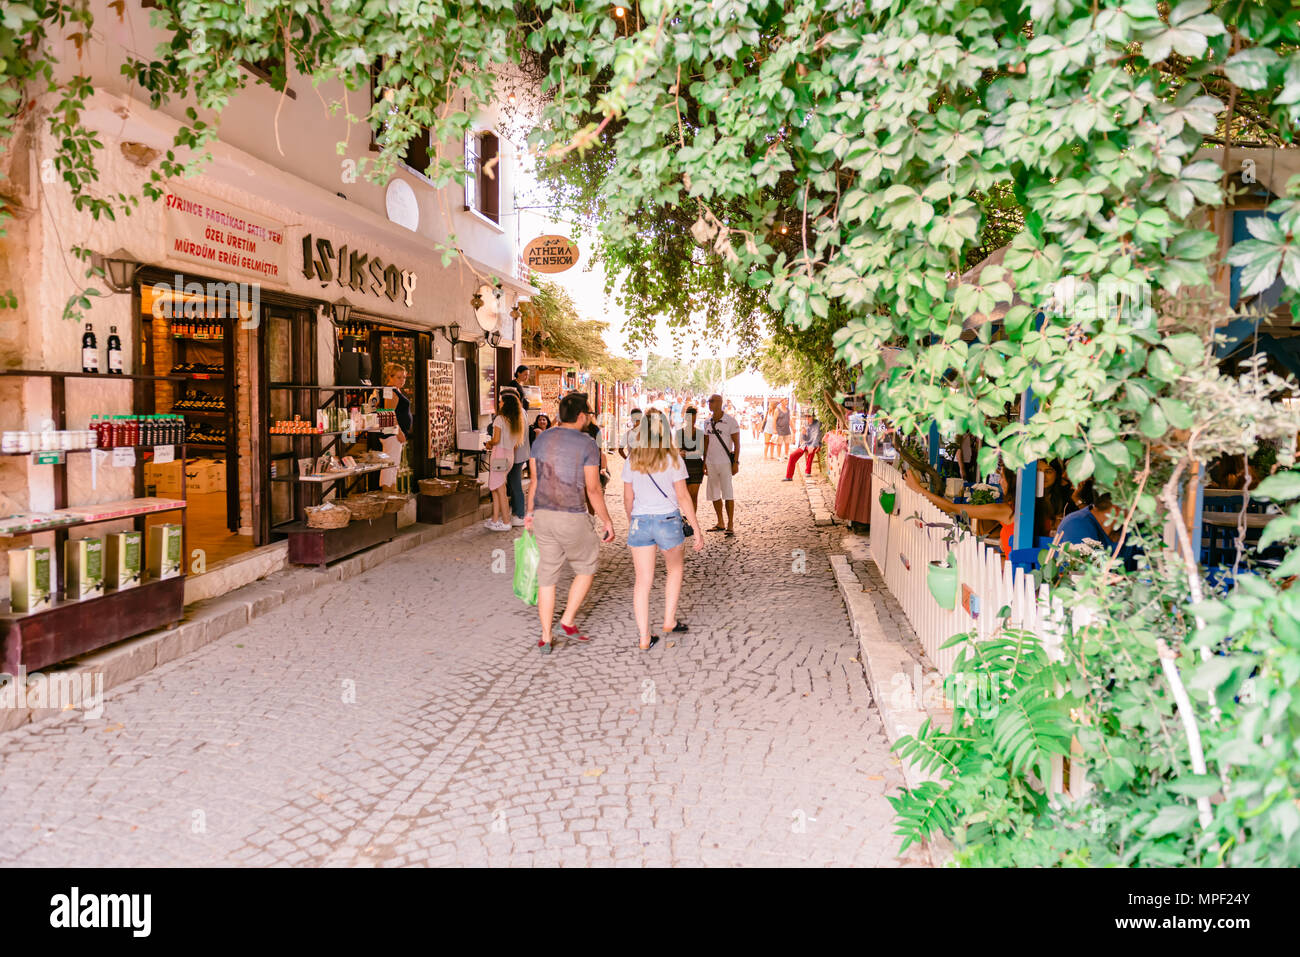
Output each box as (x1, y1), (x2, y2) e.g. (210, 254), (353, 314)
(0, 1), (534, 609)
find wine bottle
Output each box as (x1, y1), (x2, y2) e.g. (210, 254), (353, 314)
(82, 323), (99, 373)
(107, 325), (123, 374)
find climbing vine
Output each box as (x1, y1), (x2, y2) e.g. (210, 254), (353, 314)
(6, 0), (1300, 865)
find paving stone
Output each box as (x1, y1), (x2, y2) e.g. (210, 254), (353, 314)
(0, 458), (925, 867)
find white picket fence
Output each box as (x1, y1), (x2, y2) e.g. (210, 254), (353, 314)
(868, 460), (1062, 676)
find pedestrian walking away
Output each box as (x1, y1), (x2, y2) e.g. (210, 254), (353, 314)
(675, 405), (706, 514)
(762, 400), (778, 459)
(525, 391), (616, 653)
(775, 399), (793, 459)
(625, 410), (705, 650)
(784, 411), (823, 480)
(485, 393), (525, 530)
(701, 393), (741, 537)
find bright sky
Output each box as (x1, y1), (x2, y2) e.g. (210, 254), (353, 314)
(512, 152), (737, 365)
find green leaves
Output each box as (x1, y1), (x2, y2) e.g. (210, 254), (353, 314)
(1144, 803), (1199, 839)
(1255, 469), (1300, 502)
(1225, 213), (1299, 297)
(1134, 0), (1227, 64)
(1222, 47), (1280, 90)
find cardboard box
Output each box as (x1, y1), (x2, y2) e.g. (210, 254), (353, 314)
(145, 459), (184, 498)
(105, 530), (143, 591)
(65, 537), (105, 601)
(185, 458), (225, 494)
(147, 524), (183, 580)
(8, 546), (52, 612)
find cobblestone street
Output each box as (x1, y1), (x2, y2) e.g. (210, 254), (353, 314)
(0, 456), (922, 867)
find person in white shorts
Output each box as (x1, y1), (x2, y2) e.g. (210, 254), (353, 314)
(701, 393), (740, 537)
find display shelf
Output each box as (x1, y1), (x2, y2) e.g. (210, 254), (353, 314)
(0, 366), (189, 670)
(0, 369), (183, 382)
(281, 513), (397, 567)
(270, 462), (394, 484)
(1, 443), (181, 458)
(268, 383), (380, 391)
(156, 311), (239, 533)
(1, 576), (186, 674)
(0, 499), (186, 538)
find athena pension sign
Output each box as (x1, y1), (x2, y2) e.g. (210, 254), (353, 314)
(523, 235), (579, 274)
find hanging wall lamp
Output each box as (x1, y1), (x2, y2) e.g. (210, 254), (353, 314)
(92, 248), (140, 294)
(331, 296), (355, 327)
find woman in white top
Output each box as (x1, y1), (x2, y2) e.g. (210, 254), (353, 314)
(483, 393), (524, 531)
(674, 406), (706, 512)
(624, 410), (705, 650)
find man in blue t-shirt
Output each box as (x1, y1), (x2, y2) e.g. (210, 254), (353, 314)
(526, 392), (616, 654)
(1055, 488), (1140, 569)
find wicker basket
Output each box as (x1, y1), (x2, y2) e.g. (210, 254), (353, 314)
(419, 478), (459, 496)
(346, 495), (386, 521)
(379, 493), (412, 515)
(306, 503), (351, 529)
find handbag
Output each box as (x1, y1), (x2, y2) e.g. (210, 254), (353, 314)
(647, 473), (694, 537)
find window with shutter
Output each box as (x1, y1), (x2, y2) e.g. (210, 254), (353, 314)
(479, 132), (499, 223)
(464, 131), (501, 224)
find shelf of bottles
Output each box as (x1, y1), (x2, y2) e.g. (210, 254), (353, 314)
(166, 315), (230, 420)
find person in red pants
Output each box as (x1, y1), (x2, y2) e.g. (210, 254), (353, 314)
(784, 412), (823, 480)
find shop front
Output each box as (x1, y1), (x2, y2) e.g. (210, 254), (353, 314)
(3, 112), (530, 668)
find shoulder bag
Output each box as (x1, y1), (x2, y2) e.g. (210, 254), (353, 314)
(645, 471), (694, 537)
(709, 420), (735, 466)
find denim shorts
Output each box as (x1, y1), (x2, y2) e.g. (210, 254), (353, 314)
(627, 511), (685, 550)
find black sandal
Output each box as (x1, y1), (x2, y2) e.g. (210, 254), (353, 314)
(666, 622), (688, 633)
(639, 634), (660, 651)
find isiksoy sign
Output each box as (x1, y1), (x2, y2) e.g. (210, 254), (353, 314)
(301, 234), (417, 307)
(523, 235), (579, 274)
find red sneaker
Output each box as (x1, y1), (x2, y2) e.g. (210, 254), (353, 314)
(559, 623), (590, 642)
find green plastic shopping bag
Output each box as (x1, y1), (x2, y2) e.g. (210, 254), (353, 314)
(513, 530), (539, 606)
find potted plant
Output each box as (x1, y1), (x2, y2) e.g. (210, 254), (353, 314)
(927, 552), (959, 610)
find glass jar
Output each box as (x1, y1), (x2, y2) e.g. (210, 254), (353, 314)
(58, 430), (76, 450)
(39, 430), (58, 451)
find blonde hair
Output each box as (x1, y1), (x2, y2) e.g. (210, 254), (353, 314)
(628, 410), (681, 474)
(383, 361), (406, 384)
